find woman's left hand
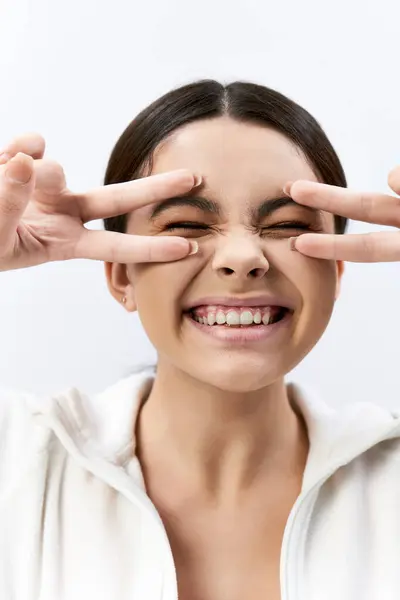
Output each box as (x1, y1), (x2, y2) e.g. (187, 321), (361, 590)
(285, 166), (400, 262)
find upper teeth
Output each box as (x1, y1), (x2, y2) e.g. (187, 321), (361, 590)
(191, 306), (272, 326)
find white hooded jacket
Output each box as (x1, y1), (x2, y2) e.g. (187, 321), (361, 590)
(1, 369), (400, 600)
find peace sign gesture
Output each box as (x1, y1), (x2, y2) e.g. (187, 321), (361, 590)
(285, 166), (400, 262)
(0, 133), (200, 272)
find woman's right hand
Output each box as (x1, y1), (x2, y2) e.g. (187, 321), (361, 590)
(0, 133), (199, 272)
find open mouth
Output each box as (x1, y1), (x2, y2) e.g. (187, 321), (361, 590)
(185, 306), (290, 327)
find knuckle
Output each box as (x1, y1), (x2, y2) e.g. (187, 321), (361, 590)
(109, 243), (118, 263)
(142, 241), (153, 262)
(358, 192), (375, 221)
(110, 190), (128, 216)
(108, 234), (123, 263)
(361, 232), (377, 261)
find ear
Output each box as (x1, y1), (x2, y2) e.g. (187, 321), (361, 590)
(104, 262), (137, 312)
(334, 260), (345, 301)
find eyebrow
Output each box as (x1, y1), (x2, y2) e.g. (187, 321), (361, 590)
(149, 195), (322, 221)
(150, 196), (221, 219)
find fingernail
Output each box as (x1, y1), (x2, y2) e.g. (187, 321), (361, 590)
(188, 241), (199, 255)
(283, 181), (293, 197)
(289, 237), (298, 252)
(193, 174), (202, 188)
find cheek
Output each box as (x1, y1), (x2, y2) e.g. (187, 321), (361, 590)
(292, 256), (339, 322)
(270, 244), (338, 300)
(306, 260), (338, 301)
(129, 261), (194, 328)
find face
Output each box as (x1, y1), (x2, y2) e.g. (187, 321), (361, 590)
(106, 116), (344, 392)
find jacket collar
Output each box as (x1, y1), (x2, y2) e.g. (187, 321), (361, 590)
(37, 369), (400, 493)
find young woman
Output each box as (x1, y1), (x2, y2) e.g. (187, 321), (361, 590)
(0, 80), (399, 600)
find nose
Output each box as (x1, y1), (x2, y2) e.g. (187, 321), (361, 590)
(212, 234), (270, 280)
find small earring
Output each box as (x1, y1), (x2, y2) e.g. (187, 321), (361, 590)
(121, 296), (127, 304)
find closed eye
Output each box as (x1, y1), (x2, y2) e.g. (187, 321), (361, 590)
(260, 221), (323, 238)
(164, 222), (209, 231)
(265, 221), (316, 230)
(163, 221), (321, 236)
(165, 221), (314, 230)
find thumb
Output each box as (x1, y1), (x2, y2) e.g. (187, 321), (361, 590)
(4, 152), (35, 187)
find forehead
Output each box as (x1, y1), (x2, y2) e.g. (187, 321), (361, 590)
(150, 116), (318, 192)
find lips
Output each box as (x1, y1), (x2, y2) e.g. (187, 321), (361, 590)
(183, 295), (296, 312)
(184, 304), (292, 342)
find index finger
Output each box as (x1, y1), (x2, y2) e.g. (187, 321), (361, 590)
(78, 170), (201, 223)
(288, 180), (400, 228)
(294, 231), (400, 262)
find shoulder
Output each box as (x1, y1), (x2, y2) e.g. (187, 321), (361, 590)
(0, 385), (52, 491)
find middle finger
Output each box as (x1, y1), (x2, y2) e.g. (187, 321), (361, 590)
(77, 170), (201, 223)
(288, 180), (400, 228)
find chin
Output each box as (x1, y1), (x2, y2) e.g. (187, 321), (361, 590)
(188, 360), (283, 393)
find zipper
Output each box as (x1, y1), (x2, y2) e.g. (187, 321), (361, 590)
(43, 405), (400, 600)
(280, 417), (400, 600)
(280, 477), (321, 600)
(38, 411), (179, 600)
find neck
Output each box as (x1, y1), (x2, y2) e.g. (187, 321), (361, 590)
(135, 362), (309, 506)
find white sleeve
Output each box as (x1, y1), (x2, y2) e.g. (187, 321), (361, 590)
(0, 387), (44, 494)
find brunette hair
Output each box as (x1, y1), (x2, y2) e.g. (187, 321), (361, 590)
(103, 80), (347, 234)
